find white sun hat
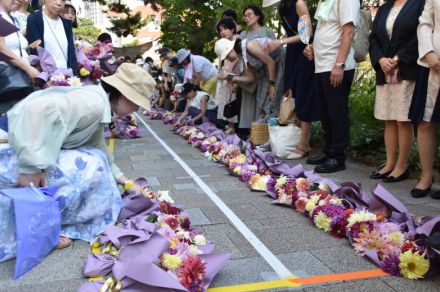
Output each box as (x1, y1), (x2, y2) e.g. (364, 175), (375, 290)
(262, 0), (281, 7)
(214, 38), (236, 61)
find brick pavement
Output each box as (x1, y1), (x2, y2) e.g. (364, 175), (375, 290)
(1, 117), (440, 291)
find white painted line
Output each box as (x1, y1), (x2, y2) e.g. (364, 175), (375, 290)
(135, 113), (292, 278)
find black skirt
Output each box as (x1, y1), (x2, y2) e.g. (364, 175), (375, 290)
(409, 66), (440, 123)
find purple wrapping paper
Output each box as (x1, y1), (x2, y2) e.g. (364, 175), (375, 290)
(201, 253), (231, 290)
(304, 171), (339, 192)
(253, 149), (303, 177)
(78, 280), (106, 292)
(83, 254), (115, 278)
(334, 182), (370, 210)
(29, 47), (74, 82)
(118, 193), (159, 220)
(98, 226), (152, 249)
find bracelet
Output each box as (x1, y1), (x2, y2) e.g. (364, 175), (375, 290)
(123, 180), (135, 191)
(269, 80), (276, 86)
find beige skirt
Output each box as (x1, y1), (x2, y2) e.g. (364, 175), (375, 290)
(374, 80), (415, 121)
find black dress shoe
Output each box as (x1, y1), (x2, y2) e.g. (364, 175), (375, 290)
(306, 153), (328, 165)
(431, 190), (440, 200)
(382, 169), (409, 183)
(314, 158), (346, 173)
(411, 186), (432, 198)
(369, 170), (392, 179)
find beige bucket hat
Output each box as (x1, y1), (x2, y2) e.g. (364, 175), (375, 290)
(101, 63), (155, 111)
(262, 0), (281, 7)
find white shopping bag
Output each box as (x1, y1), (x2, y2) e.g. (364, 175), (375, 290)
(269, 124), (301, 158)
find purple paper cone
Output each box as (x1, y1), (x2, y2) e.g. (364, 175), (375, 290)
(198, 242), (215, 254)
(78, 280), (105, 292)
(83, 254), (115, 278)
(200, 253), (231, 289)
(99, 226), (151, 249)
(334, 182), (370, 210)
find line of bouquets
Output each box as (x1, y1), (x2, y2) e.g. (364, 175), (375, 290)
(79, 178), (230, 292)
(143, 108), (440, 281)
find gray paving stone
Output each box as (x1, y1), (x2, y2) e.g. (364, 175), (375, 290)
(303, 278), (395, 292)
(226, 230), (259, 258)
(251, 201), (298, 219)
(174, 183), (196, 190)
(202, 223), (236, 236)
(195, 185), (219, 193)
(227, 203), (267, 220)
(0, 240), (88, 288)
(209, 257), (273, 287)
(185, 208), (211, 225)
(206, 233), (244, 260)
(132, 160), (177, 170)
(145, 176), (161, 187)
(310, 245), (377, 273)
(200, 205), (230, 224)
(129, 154), (163, 161)
(1, 279), (85, 292)
(382, 275), (440, 292)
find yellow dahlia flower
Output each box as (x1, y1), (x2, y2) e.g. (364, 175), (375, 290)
(161, 253), (182, 270)
(399, 250), (429, 280)
(314, 211), (332, 232)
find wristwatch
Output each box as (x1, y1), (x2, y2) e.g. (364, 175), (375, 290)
(335, 62), (346, 69)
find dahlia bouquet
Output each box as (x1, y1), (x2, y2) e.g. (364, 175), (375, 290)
(47, 74), (82, 87)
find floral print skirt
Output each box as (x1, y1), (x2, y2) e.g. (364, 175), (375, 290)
(0, 144), (122, 263)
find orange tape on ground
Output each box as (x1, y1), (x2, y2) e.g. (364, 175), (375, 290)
(289, 269), (389, 285)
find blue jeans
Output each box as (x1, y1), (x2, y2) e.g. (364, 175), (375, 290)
(0, 115), (8, 132)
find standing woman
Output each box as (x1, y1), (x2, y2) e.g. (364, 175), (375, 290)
(263, 0), (319, 159)
(237, 5), (275, 136)
(369, 0), (425, 182)
(63, 1), (78, 30)
(11, 0), (31, 35)
(241, 5), (284, 119)
(215, 18), (239, 134)
(26, 0), (79, 75)
(0, 0), (40, 112)
(408, 0), (440, 198)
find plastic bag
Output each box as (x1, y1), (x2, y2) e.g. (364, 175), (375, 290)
(269, 124), (301, 158)
(0, 186), (61, 279)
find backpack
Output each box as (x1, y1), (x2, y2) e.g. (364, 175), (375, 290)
(353, 9), (372, 62)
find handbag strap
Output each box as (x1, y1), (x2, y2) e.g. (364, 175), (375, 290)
(282, 15), (298, 35)
(9, 15), (23, 58)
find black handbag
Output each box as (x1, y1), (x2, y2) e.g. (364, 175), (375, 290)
(223, 98), (240, 119)
(0, 16), (33, 101)
(0, 64), (33, 101)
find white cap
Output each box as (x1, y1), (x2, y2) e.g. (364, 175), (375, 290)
(214, 38), (235, 61)
(176, 48), (191, 64)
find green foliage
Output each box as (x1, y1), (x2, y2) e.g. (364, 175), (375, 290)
(73, 18), (102, 43)
(110, 12), (147, 37)
(122, 39), (141, 47)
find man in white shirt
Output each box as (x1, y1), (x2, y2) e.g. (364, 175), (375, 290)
(303, 0), (359, 173)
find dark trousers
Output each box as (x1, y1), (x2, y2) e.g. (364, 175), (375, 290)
(188, 107), (225, 129)
(314, 70), (355, 161)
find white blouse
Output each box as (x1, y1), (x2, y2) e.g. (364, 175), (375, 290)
(43, 14), (68, 69)
(0, 12), (29, 65)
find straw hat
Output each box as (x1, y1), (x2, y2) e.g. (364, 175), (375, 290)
(262, 0), (281, 7)
(176, 49), (191, 64)
(214, 38), (235, 61)
(101, 63), (155, 111)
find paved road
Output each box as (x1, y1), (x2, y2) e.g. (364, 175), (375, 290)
(1, 116), (440, 291)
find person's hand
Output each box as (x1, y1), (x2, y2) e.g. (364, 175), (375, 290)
(303, 45), (314, 61)
(26, 66), (40, 79)
(379, 57), (396, 74)
(126, 182), (146, 194)
(263, 39), (282, 53)
(330, 66), (344, 88)
(425, 51), (440, 72)
(16, 172), (47, 187)
(268, 86), (276, 101)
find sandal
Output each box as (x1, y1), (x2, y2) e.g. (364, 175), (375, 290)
(286, 147), (310, 160)
(55, 236), (72, 250)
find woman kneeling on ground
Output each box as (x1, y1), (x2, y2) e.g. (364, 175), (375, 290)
(176, 83), (224, 128)
(0, 63), (155, 255)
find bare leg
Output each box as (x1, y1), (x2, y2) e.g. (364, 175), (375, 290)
(388, 121), (414, 177)
(414, 121), (436, 189)
(294, 121), (311, 154)
(379, 120), (398, 173)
